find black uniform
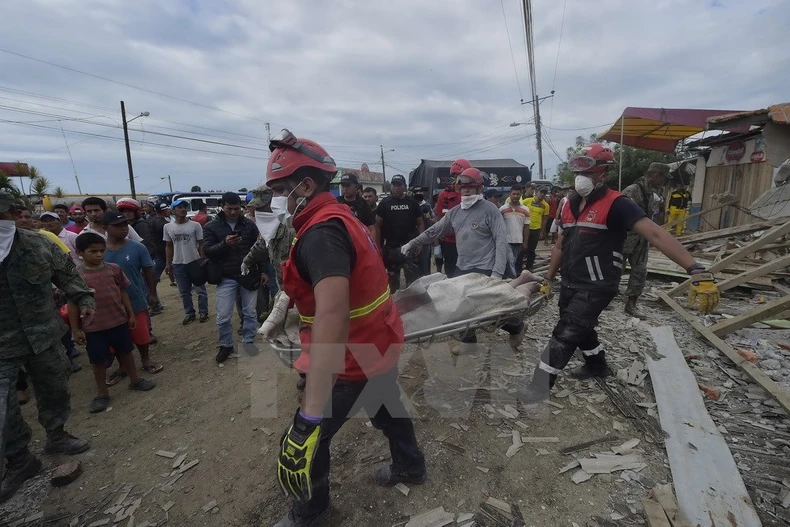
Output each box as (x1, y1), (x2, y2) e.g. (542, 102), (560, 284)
(528, 186), (645, 395)
(376, 196), (422, 291)
(337, 196), (376, 227)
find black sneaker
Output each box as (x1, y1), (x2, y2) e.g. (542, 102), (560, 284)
(569, 364), (613, 381)
(199, 313), (209, 323)
(215, 346), (234, 363)
(0, 450), (42, 503)
(182, 314), (196, 325)
(373, 465), (426, 487)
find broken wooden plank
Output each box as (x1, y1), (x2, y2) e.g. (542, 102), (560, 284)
(651, 484), (681, 525)
(560, 435), (620, 455)
(647, 325), (761, 527)
(155, 450), (177, 459)
(717, 253), (790, 292)
(641, 497), (673, 527)
(659, 292), (790, 414)
(661, 199), (737, 231)
(669, 219), (790, 296)
(676, 221), (771, 245)
(711, 295), (790, 336)
(405, 506), (454, 527)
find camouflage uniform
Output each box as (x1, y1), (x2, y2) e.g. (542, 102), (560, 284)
(1, 223), (95, 458)
(243, 223), (294, 290)
(621, 177), (653, 298)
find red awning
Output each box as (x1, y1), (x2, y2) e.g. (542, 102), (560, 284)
(599, 107), (749, 152)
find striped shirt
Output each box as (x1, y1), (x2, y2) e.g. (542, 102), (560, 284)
(77, 263), (131, 332)
(499, 202), (530, 244)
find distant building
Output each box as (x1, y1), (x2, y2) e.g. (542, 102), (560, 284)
(332, 163), (385, 195)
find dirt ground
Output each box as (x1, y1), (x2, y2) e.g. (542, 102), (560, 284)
(2, 261), (677, 527)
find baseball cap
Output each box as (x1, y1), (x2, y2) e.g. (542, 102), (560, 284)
(340, 173), (359, 185)
(171, 199), (189, 208)
(69, 205), (84, 214)
(156, 203), (170, 212)
(102, 211), (128, 226)
(40, 211), (60, 221)
(391, 174), (407, 186)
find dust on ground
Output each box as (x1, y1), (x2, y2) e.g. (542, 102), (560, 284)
(3, 275), (676, 527)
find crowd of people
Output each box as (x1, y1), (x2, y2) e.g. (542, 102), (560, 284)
(1, 132), (718, 527)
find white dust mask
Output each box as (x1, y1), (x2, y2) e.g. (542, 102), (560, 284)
(574, 175), (595, 197)
(460, 194), (483, 209)
(0, 220), (17, 264)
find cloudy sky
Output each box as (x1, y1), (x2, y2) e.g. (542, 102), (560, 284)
(0, 0), (786, 196)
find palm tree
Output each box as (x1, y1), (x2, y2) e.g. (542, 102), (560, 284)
(53, 186), (65, 199)
(30, 176), (51, 196)
(0, 171), (20, 196)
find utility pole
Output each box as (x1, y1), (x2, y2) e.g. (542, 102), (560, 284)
(521, 91), (554, 180)
(161, 175), (173, 192)
(120, 101), (136, 199)
(380, 144), (386, 182)
(265, 122), (271, 144)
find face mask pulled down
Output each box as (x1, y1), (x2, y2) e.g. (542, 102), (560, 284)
(0, 220), (17, 264)
(460, 194), (483, 209)
(270, 196), (290, 228)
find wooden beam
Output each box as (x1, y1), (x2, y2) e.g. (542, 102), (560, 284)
(717, 254), (790, 292)
(676, 222), (771, 246)
(711, 295), (790, 335)
(647, 326), (762, 527)
(659, 291), (790, 414)
(661, 199), (737, 231)
(668, 219), (790, 296)
(641, 498), (672, 527)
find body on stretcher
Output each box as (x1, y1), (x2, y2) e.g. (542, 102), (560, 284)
(259, 272), (548, 368)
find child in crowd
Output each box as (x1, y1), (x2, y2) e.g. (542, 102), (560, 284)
(69, 232), (155, 413)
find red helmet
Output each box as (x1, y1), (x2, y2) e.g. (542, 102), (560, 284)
(116, 198), (141, 212)
(456, 167), (485, 188)
(450, 158), (472, 176)
(266, 129), (337, 185)
(570, 143), (615, 174)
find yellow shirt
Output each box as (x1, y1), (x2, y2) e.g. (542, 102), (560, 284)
(522, 197), (550, 230)
(37, 229), (70, 254)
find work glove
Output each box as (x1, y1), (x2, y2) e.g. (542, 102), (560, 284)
(240, 262), (250, 276)
(277, 410), (322, 502)
(539, 279), (553, 299)
(400, 242), (413, 256)
(688, 272), (719, 314)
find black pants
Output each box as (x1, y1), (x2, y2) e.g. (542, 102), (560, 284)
(524, 228), (541, 270)
(292, 368), (425, 518)
(454, 268), (524, 343)
(440, 241), (458, 278)
(384, 245), (421, 292)
(531, 287), (615, 390)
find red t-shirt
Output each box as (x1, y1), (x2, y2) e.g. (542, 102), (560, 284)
(192, 212), (209, 226)
(548, 195), (559, 216)
(77, 263), (131, 332)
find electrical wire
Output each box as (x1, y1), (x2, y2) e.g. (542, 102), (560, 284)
(500, 0), (525, 104)
(548, 0), (567, 128)
(0, 47), (269, 123)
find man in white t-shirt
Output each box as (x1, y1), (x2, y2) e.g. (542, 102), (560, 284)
(163, 199), (208, 324)
(40, 211), (80, 265)
(499, 185), (530, 275)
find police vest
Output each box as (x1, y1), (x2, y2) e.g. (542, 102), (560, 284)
(559, 189), (625, 293)
(282, 193), (404, 381)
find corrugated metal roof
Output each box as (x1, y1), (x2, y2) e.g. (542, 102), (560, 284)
(707, 103), (790, 129)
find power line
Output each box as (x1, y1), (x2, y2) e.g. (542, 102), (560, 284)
(500, 0), (525, 103)
(0, 47), (268, 123)
(548, 0), (568, 128)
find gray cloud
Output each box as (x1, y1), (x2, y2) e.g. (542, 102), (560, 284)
(0, 0), (786, 195)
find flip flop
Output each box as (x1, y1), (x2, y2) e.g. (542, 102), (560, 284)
(142, 362), (164, 374)
(106, 370), (128, 386)
(129, 378), (156, 391)
(89, 395), (110, 413)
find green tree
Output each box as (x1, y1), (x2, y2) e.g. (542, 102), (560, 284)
(30, 175), (51, 196)
(382, 180), (392, 193)
(238, 187), (248, 193)
(53, 186), (66, 198)
(0, 171), (20, 197)
(191, 185), (202, 192)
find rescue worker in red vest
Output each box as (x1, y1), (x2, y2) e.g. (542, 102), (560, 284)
(517, 144), (720, 403)
(267, 130), (426, 527)
(433, 158), (472, 277)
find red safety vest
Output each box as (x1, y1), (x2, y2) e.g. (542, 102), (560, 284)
(282, 192), (404, 381)
(559, 188), (625, 293)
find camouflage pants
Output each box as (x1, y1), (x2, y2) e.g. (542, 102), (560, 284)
(1, 342), (72, 458)
(622, 237), (649, 298)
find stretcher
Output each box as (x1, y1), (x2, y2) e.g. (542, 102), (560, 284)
(267, 293), (547, 369)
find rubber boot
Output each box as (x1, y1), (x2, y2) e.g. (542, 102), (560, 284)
(44, 427), (90, 455)
(570, 350), (612, 381)
(0, 449), (42, 503)
(624, 296), (646, 319)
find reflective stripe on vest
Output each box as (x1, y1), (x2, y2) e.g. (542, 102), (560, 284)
(299, 288), (391, 324)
